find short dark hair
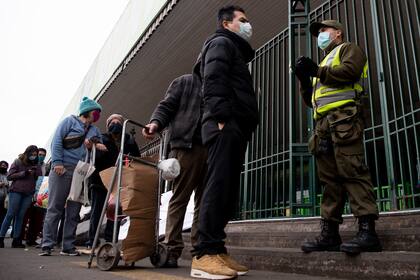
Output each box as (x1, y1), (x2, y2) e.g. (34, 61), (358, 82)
(38, 148), (47, 154)
(217, 5), (245, 29)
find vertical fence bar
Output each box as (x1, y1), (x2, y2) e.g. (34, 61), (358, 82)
(370, 0), (397, 209)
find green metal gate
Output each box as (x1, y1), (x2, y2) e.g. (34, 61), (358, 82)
(238, 0), (420, 220)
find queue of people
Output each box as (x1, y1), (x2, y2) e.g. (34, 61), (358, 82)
(0, 4), (381, 280)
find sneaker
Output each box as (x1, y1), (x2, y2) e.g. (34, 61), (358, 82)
(191, 255), (237, 279)
(39, 247), (52, 256)
(60, 248), (81, 256)
(218, 254), (248, 276)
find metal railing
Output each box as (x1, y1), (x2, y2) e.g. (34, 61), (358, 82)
(238, 0), (420, 220)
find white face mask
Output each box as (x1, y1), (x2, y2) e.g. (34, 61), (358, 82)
(237, 22), (252, 41)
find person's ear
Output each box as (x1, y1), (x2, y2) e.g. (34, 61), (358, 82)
(336, 30), (342, 40)
(222, 20), (230, 29)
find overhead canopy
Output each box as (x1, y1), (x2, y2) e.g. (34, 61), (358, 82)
(96, 0), (320, 145)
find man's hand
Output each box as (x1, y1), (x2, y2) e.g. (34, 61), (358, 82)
(95, 143), (108, 151)
(218, 122), (225, 131)
(295, 56), (310, 82)
(53, 165), (66, 176)
(142, 122), (159, 140)
(296, 56), (319, 78)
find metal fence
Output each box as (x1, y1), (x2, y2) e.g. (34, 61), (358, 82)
(238, 0), (420, 220)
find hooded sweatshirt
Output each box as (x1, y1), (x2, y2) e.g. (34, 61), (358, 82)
(50, 115), (102, 167)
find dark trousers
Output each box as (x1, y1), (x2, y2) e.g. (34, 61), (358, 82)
(193, 120), (247, 256)
(88, 185), (119, 245)
(310, 108), (379, 223)
(56, 211), (65, 245)
(88, 185), (107, 246)
(0, 207), (6, 227)
(163, 144), (207, 259)
(20, 204), (46, 243)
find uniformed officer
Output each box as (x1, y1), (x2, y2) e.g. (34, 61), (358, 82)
(295, 20), (382, 255)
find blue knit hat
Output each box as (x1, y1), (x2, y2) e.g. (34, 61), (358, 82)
(79, 97), (102, 115)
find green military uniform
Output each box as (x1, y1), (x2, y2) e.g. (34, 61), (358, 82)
(300, 41), (379, 223)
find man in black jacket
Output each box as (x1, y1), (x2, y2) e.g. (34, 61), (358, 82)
(190, 5), (258, 280)
(142, 61), (207, 268)
(86, 114), (140, 250)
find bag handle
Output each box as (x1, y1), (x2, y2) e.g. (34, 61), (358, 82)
(83, 144), (96, 164)
(90, 145), (96, 166)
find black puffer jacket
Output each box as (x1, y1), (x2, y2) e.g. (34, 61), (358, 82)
(200, 28), (259, 140)
(150, 66), (203, 149)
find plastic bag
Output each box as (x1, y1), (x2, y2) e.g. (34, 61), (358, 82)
(67, 147), (95, 205)
(157, 158), (180, 181)
(35, 178), (49, 209)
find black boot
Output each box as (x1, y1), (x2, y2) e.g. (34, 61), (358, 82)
(11, 238), (26, 248)
(340, 215), (382, 255)
(164, 254), (178, 268)
(301, 219), (342, 252)
(0, 237), (4, 248)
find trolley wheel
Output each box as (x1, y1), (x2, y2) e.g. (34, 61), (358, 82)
(96, 243), (121, 271)
(150, 244), (169, 268)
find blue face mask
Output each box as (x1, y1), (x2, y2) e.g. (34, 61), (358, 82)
(317, 31), (332, 50)
(38, 156), (45, 163)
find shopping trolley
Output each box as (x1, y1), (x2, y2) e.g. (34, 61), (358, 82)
(87, 119), (175, 270)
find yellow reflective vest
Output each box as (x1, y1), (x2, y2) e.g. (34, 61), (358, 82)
(311, 43), (368, 120)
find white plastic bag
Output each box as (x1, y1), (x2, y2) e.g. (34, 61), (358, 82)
(67, 147), (96, 205)
(157, 158), (180, 181)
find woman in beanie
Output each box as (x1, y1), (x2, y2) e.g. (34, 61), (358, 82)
(0, 146), (42, 248)
(86, 113), (140, 250)
(40, 97), (106, 256)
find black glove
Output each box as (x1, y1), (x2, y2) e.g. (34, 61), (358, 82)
(296, 56), (319, 78)
(295, 56), (311, 87)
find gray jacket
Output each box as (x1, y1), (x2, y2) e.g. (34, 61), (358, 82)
(150, 71), (203, 149)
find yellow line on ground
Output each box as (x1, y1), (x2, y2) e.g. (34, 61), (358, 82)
(72, 262), (191, 280)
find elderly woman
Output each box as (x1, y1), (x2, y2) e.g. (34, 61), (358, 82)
(40, 97), (106, 256)
(86, 113), (140, 250)
(0, 146), (42, 248)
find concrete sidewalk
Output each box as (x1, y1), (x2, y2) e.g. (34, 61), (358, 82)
(0, 238), (344, 280)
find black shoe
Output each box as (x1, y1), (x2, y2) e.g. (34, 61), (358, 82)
(0, 237), (4, 248)
(60, 248), (81, 256)
(39, 247), (52, 256)
(11, 239), (25, 248)
(301, 219), (342, 252)
(340, 215), (382, 255)
(163, 254), (179, 268)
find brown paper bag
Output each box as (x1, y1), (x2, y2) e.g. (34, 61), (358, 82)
(99, 160), (159, 263)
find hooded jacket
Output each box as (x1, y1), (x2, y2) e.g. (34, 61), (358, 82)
(200, 28), (259, 140)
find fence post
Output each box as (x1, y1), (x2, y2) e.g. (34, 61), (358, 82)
(289, 0), (310, 216)
(370, 0), (397, 210)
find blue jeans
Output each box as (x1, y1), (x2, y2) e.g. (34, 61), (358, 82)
(0, 192), (33, 238)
